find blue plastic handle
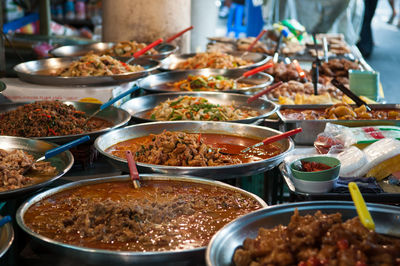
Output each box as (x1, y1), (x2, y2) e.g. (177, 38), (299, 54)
(0, 215), (11, 228)
(44, 135), (90, 159)
(100, 85), (140, 111)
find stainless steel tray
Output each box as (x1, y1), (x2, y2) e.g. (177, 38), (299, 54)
(206, 201), (400, 266)
(14, 57), (160, 86)
(0, 215), (13, 258)
(160, 52), (269, 71)
(0, 136), (73, 199)
(16, 174), (267, 266)
(49, 42), (178, 61)
(0, 101), (131, 144)
(278, 104), (400, 145)
(138, 69), (273, 95)
(94, 121), (294, 179)
(120, 92), (279, 124)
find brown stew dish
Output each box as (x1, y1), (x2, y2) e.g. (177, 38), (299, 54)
(24, 179), (263, 252)
(0, 101), (113, 137)
(106, 130), (282, 166)
(234, 209), (400, 266)
(281, 103), (400, 120)
(0, 149), (57, 191)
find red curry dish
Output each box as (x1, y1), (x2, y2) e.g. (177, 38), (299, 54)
(106, 130), (282, 166)
(24, 179), (263, 252)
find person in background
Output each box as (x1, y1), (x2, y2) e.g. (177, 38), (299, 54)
(357, 0), (378, 58)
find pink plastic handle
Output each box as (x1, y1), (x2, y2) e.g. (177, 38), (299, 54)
(242, 63), (274, 78)
(133, 38), (163, 58)
(247, 29), (267, 52)
(165, 26), (194, 43)
(262, 128), (302, 145)
(247, 81), (283, 103)
(125, 150), (140, 181)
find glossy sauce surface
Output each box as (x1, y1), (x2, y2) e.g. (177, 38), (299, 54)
(24, 180), (263, 251)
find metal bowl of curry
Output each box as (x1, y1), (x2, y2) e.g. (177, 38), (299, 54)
(94, 121), (294, 179)
(16, 174), (267, 265)
(0, 101), (131, 144)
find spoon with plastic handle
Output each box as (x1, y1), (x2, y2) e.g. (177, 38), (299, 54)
(234, 62), (274, 83)
(84, 85), (140, 125)
(348, 182), (375, 230)
(23, 135), (90, 174)
(165, 26), (194, 43)
(126, 150), (140, 189)
(125, 38), (164, 64)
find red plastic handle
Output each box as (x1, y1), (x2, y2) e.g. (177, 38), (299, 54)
(125, 150), (140, 180)
(165, 26), (194, 43)
(247, 81), (283, 103)
(247, 29), (267, 52)
(292, 59), (306, 78)
(133, 38), (163, 58)
(243, 63), (274, 78)
(262, 128), (302, 145)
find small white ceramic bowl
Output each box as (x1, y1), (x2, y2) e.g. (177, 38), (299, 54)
(291, 175), (338, 193)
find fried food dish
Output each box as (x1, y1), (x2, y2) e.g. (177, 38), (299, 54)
(0, 149), (57, 191)
(107, 131), (282, 166)
(174, 52), (252, 69)
(55, 53), (144, 77)
(281, 103), (400, 120)
(169, 74), (252, 91)
(149, 96), (259, 121)
(0, 101), (112, 137)
(264, 61), (311, 83)
(105, 41), (158, 57)
(24, 179), (263, 251)
(317, 58), (360, 84)
(234, 209), (400, 266)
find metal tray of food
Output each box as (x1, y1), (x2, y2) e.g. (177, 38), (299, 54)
(94, 121), (294, 179)
(0, 215), (13, 258)
(138, 69), (273, 95)
(16, 174), (267, 266)
(0, 101), (131, 144)
(120, 92), (279, 124)
(0, 136), (73, 199)
(206, 201), (400, 266)
(49, 42), (178, 61)
(160, 51), (269, 71)
(14, 57), (160, 86)
(278, 104), (400, 145)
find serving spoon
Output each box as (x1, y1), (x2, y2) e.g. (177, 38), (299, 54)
(125, 38), (164, 65)
(23, 135), (90, 174)
(331, 78), (372, 111)
(210, 128), (302, 155)
(240, 29), (267, 59)
(126, 150), (140, 189)
(349, 182), (400, 237)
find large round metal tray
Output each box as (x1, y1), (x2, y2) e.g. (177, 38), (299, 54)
(13, 57), (160, 86)
(206, 201), (400, 266)
(16, 174), (267, 266)
(0, 136), (73, 200)
(0, 215), (14, 258)
(138, 69), (274, 95)
(120, 92), (278, 124)
(94, 121), (294, 179)
(0, 101), (131, 144)
(160, 52), (270, 71)
(49, 42), (178, 61)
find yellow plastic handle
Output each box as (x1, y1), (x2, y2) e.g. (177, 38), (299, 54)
(348, 182), (375, 231)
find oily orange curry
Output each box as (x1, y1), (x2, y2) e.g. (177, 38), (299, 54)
(24, 180), (263, 252)
(106, 131), (282, 166)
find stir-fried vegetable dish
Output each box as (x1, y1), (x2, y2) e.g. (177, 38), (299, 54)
(105, 41), (158, 57)
(174, 52), (252, 69)
(169, 74), (252, 91)
(149, 96), (259, 121)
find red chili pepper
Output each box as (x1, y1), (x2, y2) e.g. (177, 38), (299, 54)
(48, 127), (57, 136)
(337, 239), (349, 250)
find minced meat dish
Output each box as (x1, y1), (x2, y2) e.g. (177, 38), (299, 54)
(0, 101), (112, 137)
(234, 209), (400, 266)
(24, 180), (263, 251)
(0, 149), (57, 191)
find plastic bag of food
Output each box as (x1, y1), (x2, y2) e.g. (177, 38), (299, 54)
(314, 123), (347, 154)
